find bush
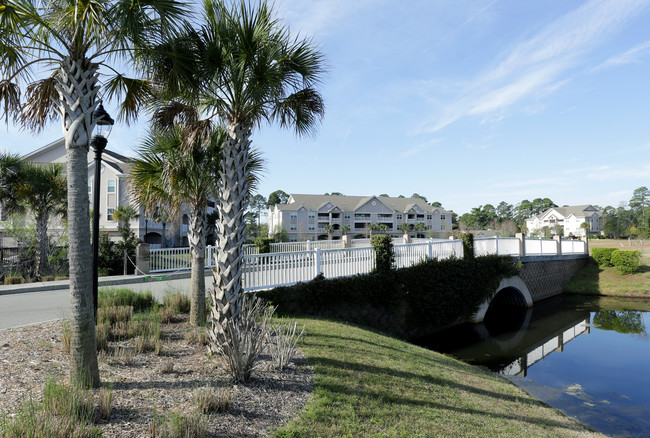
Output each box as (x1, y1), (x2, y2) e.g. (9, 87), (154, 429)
(4, 276), (24, 285)
(611, 250), (642, 274)
(591, 247), (618, 267)
(268, 321), (306, 371)
(254, 236), (273, 254)
(461, 233), (474, 260)
(371, 234), (394, 273)
(99, 289), (155, 312)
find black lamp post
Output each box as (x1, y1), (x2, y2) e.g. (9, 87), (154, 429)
(91, 103), (114, 320)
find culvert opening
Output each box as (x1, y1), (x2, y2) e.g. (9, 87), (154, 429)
(483, 287), (529, 336)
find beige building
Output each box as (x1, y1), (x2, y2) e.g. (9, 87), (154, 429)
(1, 139), (215, 247)
(268, 194), (453, 241)
(525, 205), (603, 237)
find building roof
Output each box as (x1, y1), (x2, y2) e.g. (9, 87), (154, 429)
(275, 194), (448, 214)
(527, 205), (602, 221)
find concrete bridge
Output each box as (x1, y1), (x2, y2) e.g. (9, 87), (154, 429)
(471, 254), (589, 323)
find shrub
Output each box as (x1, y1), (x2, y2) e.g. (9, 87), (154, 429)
(591, 247), (617, 267)
(149, 410), (207, 438)
(611, 250), (642, 274)
(254, 236), (273, 254)
(461, 233), (474, 260)
(164, 293), (191, 314)
(211, 296), (274, 383)
(371, 234), (394, 273)
(4, 276), (24, 285)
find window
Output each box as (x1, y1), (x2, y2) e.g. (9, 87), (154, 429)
(308, 224), (315, 231)
(344, 213), (351, 219)
(427, 214), (432, 220)
(107, 180), (116, 193)
(308, 212), (316, 224)
(396, 214), (402, 220)
(440, 214), (446, 220)
(290, 224), (296, 231)
(290, 212), (297, 224)
(107, 208), (115, 221)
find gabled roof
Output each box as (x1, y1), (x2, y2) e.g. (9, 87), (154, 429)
(275, 194), (450, 214)
(527, 205), (602, 221)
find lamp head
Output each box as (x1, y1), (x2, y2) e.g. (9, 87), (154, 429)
(92, 103), (114, 139)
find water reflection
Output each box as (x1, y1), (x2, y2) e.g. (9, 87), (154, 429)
(419, 296), (591, 376)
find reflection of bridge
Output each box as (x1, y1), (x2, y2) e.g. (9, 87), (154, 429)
(429, 297), (592, 376)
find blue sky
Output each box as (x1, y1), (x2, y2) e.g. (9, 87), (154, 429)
(2, 0), (650, 215)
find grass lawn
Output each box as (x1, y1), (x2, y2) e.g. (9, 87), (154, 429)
(565, 239), (650, 298)
(273, 318), (602, 438)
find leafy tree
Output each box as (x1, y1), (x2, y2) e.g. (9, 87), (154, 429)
(496, 201), (513, 222)
(148, 0), (325, 349)
(16, 162), (67, 279)
(397, 195), (405, 198)
(268, 190), (290, 206)
(430, 201), (442, 207)
(593, 311), (646, 334)
(330, 192), (343, 196)
(378, 194), (389, 198)
(0, 0), (187, 387)
(249, 194), (268, 228)
(630, 186), (649, 229)
(411, 193), (428, 203)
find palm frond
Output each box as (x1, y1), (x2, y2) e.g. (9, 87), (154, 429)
(271, 87), (324, 137)
(104, 74), (154, 125)
(20, 75), (59, 132)
(151, 100), (199, 130)
(0, 80), (21, 125)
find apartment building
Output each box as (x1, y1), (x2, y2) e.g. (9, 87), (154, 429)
(1, 138), (215, 248)
(268, 194), (453, 241)
(525, 205), (603, 237)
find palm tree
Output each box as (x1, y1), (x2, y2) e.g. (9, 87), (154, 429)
(148, 0), (325, 347)
(0, 154), (24, 220)
(399, 223), (412, 235)
(340, 225), (350, 236)
(16, 162), (67, 279)
(323, 224), (335, 240)
(152, 206), (174, 249)
(130, 126), (264, 326)
(112, 205), (140, 275)
(414, 222), (427, 237)
(0, 0), (187, 387)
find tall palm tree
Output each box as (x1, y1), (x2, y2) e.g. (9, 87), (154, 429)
(0, 0), (187, 387)
(130, 126), (264, 326)
(148, 0), (325, 348)
(16, 162), (67, 279)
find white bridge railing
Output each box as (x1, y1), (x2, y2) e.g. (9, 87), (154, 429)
(149, 236), (587, 291)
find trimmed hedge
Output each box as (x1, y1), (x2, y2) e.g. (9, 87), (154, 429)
(258, 255), (519, 340)
(611, 250), (641, 274)
(591, 247), (617, 267)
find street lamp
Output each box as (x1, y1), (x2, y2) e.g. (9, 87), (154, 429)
(91, 103), (114, 320)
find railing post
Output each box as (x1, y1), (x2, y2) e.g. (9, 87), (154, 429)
(314, 247), (322, 277)
(495, 235), (499, 255)
(136, 243), (150, 275)
(307, 240), (312, 251)
(553, 235), (562, 255)
(516, 233), (525, 257)
(428, 239), (433, 260)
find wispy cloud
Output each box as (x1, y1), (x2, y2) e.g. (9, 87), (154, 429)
(400, 138), (443, 158)
(276, 0), (378, 37)
(595, 40), (650, 70)
(419, 0), (650, 133)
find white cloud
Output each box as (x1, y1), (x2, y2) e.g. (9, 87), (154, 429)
(419, 0), (650, 133)
(276, 0), (378, 37)
(596, 40), (650, 70)
(400, 138), (443, 158)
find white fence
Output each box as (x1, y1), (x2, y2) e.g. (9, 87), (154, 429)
(149, 236), (588, 290)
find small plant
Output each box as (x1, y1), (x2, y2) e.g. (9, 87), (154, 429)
(158, 358), (175, 374)
(193, 385), (231, 414)
(268, 321), (306, 371)
(95, 323), (111, 352)
(61, 319), (71, 353)
(114, 346), (135, 365)
(98, 386), (113, 421)
(611, 250), (642, 274)
(149, 410), (207, 438)
(210, 296), (275, 383)
(99, 288), (155, 312)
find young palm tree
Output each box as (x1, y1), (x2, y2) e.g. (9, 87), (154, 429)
(16, 162), (67, 279)
(323, 224), (335, 240)
(152, 206), (174, 249)
(0, 0), (187, 387)
(148, 0), (325, 347)
(0, 154), (24, 219)
(112, 205), (140, 275)
(130, 126), (264, 326)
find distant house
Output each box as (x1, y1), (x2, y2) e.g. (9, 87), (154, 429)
(268, 194), (452, 241)
(525, 205), (603, 237)
(1, 138), (216, 248)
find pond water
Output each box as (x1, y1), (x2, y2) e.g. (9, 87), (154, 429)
(418, 295), (650, 438)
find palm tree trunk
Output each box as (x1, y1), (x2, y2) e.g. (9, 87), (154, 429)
(57, 56), (100, 388)
(35, 210), (49, 279)
(189, 206), (206, 326)
(209, 121), (251, 350)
